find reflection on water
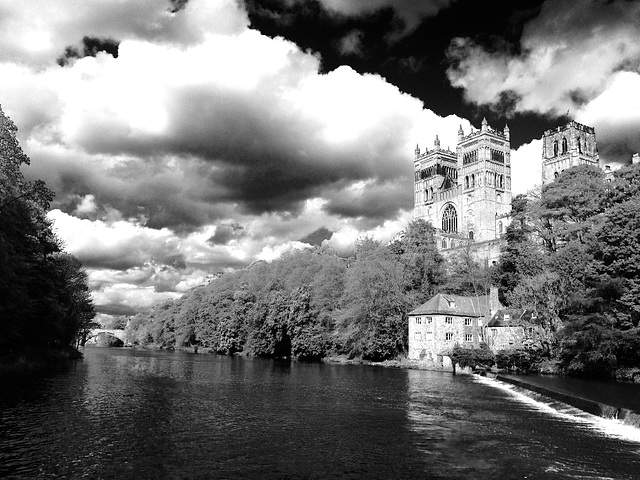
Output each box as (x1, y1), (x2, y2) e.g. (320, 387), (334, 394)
(1, 347), (640, 479)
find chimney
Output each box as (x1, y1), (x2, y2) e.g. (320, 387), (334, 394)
(489, 286), (500, 316)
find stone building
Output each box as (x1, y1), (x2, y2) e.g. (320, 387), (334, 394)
(485, 310), (526, 351)
(407, 289), (502, 369)
(413, 118), (512, 262)
(541, 120), (599, 184)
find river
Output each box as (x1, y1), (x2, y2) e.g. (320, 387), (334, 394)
(1, 347), (640, 479)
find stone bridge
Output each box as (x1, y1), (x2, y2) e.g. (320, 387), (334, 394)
(85, 328), (127, 345)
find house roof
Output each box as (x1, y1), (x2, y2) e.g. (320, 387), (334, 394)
(487, 309), (536, 327)
(408, 293), (494, 317)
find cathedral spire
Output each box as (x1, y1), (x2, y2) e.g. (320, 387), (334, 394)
(434, 135), (440, 149)
(504, 123), (510, 140)
(415, 144), (420, 157)
(481, 117), (488, 132)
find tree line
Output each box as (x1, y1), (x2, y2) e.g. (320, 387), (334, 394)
(125, 219), (491, 361)
(0, 106), (95, 362)
(127, 162), (640, 379)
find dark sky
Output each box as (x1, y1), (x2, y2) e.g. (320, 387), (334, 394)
(244, 0), (565, 149)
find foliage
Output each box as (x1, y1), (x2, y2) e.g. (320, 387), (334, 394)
(450, 344), (494, 369)
(0, 106), (95, 354)
(494, 163), (640, 376)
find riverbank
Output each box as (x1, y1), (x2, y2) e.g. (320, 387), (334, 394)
(0, 346), (82, 378)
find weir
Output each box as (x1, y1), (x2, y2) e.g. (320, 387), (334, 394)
(495, 374), (640, 428)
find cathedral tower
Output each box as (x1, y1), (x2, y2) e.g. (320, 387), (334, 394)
(413, 135), (457, 225)
(413, 118), (511, 259)
(541, 121), (599, 184)
(456, 118), (511, 242)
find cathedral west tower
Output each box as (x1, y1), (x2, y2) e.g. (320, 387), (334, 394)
(413, 118), (511, 261)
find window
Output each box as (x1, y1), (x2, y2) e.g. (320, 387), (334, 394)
(415, 317), (421, 325)
(445, 333), (454, 341)
(426, 317), (432, 324)
(498, 221), (503, 234)
(553, 140), (558, 156)
(445, 317), (453, 324)
(414, 332), (422, 341)
(468, 231), (474, 240)
(562, 137), (568, 154)
(442, 204), (457, 233)
(465, 334), (473, 342)
(464, 318), (472, 326)
(441, 238), (448, 249)
(465, 176), (469, 189)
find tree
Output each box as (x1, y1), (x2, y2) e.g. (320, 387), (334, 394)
(537, 164), (607, 249)
(0, 105), (96, 353)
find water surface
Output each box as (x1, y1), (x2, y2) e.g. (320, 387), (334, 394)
(1, 347), (639, 479)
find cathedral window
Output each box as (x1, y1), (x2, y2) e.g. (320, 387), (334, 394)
(471, 174), (475, 187)
(562, 137), (568, 154)
(465, 176), (469, 189)
(441, 238), (448, 249)
(577, 137), (582, 153)
(498, 221), (503, 234)
(468, 231), (474, 240)
(553, 140), (558, 156)
(442, 204), (458, 233)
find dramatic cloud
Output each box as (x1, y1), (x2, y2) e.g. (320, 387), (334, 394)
(2, 0), (548, 322)
(446, 0), (640, 164)
(0, 0), (247, 67)
(309, 0), (456, 32)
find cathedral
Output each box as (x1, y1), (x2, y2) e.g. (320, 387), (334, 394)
(413, 119), (601, 262)
(413, 118), (512, 262)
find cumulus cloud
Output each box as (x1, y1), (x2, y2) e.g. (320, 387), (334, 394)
(0, 0), (248, 67)
(511, 139), (542, 195)
(1, 0), (470, 319)
(446, 0), (640, 164)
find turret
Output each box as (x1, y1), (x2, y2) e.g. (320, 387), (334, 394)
(415, 144), (420, 158)
(434, 135), (440, 150)
(458, 124), (464, 141)
(481, 117), (488, 132)
(504, 123), (510, 141)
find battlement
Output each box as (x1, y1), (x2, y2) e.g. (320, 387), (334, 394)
(544, 120), (595, 136)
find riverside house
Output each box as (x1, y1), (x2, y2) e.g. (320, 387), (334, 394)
(408, 288), (502, 369)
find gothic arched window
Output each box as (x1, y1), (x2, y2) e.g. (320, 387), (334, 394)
(553, 140), (558, 156)
(498, 221), (503, 234)
(577, 136), (582, 153)
(468, 231), (474, 240)
(442, 204), (457, 233)
(465, 176), (469, 189)
(562, 137), (568, 154)
(441, 238), (448, 249)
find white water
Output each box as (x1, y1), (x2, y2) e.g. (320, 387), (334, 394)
(474, 375), (640, 444)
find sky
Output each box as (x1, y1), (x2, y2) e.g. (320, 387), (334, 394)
(0, 0), (639, 323)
